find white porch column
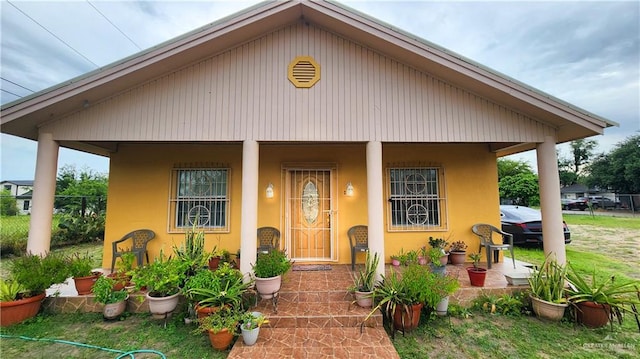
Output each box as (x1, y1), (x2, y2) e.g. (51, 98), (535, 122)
(240, 140), (259, 277)
(27, 132), (59, 255)
(366, 141), (385, 279)
(536, 135), (566, 264)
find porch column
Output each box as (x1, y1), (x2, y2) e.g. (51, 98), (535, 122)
(27, 132), (59, 256)
(240, 140), (259, 277)
(536, 135), (566, 264)
(366, 141), (385, 279)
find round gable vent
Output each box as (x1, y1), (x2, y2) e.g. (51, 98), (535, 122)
(288, 56), (320, 88)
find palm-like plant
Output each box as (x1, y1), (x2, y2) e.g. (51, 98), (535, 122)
(351, 252), (379, 292)
(528, 255), (567, 304)
(565, 263), (640, 328)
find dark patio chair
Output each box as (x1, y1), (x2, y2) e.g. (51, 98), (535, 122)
(257, 227), (280, 254)
(471, 223), (515, 269)
(348, 225), (369, 271)
(110, 229), (155, 273)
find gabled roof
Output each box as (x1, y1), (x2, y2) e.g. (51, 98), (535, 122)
(1, 0), (615, 155)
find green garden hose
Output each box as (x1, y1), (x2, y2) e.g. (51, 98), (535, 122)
(0, 334), (167, 358)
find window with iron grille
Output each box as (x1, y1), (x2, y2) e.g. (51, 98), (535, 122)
(387, 167), (446, 231)
(169, 168), (229, 231)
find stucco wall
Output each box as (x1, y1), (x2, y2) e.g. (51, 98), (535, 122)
(102, 142), (500, 268)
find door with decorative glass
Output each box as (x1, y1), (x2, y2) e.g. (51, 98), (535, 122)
(287, 169), (334, 261)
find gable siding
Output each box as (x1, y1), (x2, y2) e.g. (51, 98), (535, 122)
(44, 23), (555, 143)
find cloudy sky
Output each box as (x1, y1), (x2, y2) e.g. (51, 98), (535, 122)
(1, 0), (638, 180)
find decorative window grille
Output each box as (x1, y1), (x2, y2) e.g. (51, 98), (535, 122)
(387, 167), (446, 231)
(169, 168), (229, 232)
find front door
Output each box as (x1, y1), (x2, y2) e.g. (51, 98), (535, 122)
(287, 169), (334, 261)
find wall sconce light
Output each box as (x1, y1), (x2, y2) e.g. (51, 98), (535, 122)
(345, 182), (354, 197)
(265, 183), (274, 199)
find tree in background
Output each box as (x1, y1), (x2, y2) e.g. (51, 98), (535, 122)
(568, 139), (597, 174)
(0, 189), (19, 216)
(52, 165), (108, 244)
(557, 139), (597, 187)
(587, 134), (640, 193)
(497, 159), (539, 206)
(55, 165), (108, 216)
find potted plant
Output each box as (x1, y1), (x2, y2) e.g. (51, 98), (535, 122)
(93, 275), (129, 319)
(252, 249), (292, 299)
(195, 306), (241, 351)
(405, 250), (418, 266)
(448, 241), (467, 265)
(566, 263), (640, 329)
(390, 255), (400, 267)
(528, 255), (568, 321)
(173, 227), (212, 276)
(417, 246), (428, 265)
(240, 311), (268, 346)
(467, 252), (487, 287)
(428, 248), (446, 276)
(429, 237), (450, 264)
(184, 263), (252, 318)
(108, 250), (135, 291)
(67, 252), (102, 295)
(434, 274), (460, 316)
(131, 251), (187, 319)
(365, 264), (440, 335)
(1, 252), (69, 326)
(349, 252), (379, 308)
(364, 270), (408, 336)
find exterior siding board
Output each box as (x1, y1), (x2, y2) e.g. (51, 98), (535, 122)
(44, 23), (555, 143)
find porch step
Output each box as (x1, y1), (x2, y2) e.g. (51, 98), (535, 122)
(248, 266), (381, 329)
(251, 289), (382, 328)
(227, 327), (399, 359)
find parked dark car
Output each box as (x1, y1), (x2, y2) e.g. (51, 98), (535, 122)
(561, 198), (588, 211)
(500, 205), (571, 245)
(587, 196), (621, 209)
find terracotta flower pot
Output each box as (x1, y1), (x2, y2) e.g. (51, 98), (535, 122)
(467, 267), (487, 287)
(208, 328), (235, 350)
(196, 305), (227, 320)
(449, 251), (466, 265)
(576, 301), (611, 328)
(439, 253), (449, 266)
(106, 273), (131, 291)
(0, 292), (46, 327)
(208, 256), (222, 270)
(74, 272), (102, 295)
(393, 303), (423, 331)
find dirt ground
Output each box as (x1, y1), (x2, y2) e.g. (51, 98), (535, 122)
(569, 224), (640, 279)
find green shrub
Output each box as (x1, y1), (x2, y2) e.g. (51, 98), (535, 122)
(10, 252), (69, 296)
(252, 249), (292, 278)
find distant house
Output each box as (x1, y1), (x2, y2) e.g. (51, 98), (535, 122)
(560, 183), (616, 201)
(0, 1), (616, 272)
(1, 180), (34, 214)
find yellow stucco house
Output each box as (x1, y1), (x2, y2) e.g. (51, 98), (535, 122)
(1, 1), (614, 276)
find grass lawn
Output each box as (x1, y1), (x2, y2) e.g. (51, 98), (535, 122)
(394, 311), (639, 359)
(1, 313), (219, 359)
